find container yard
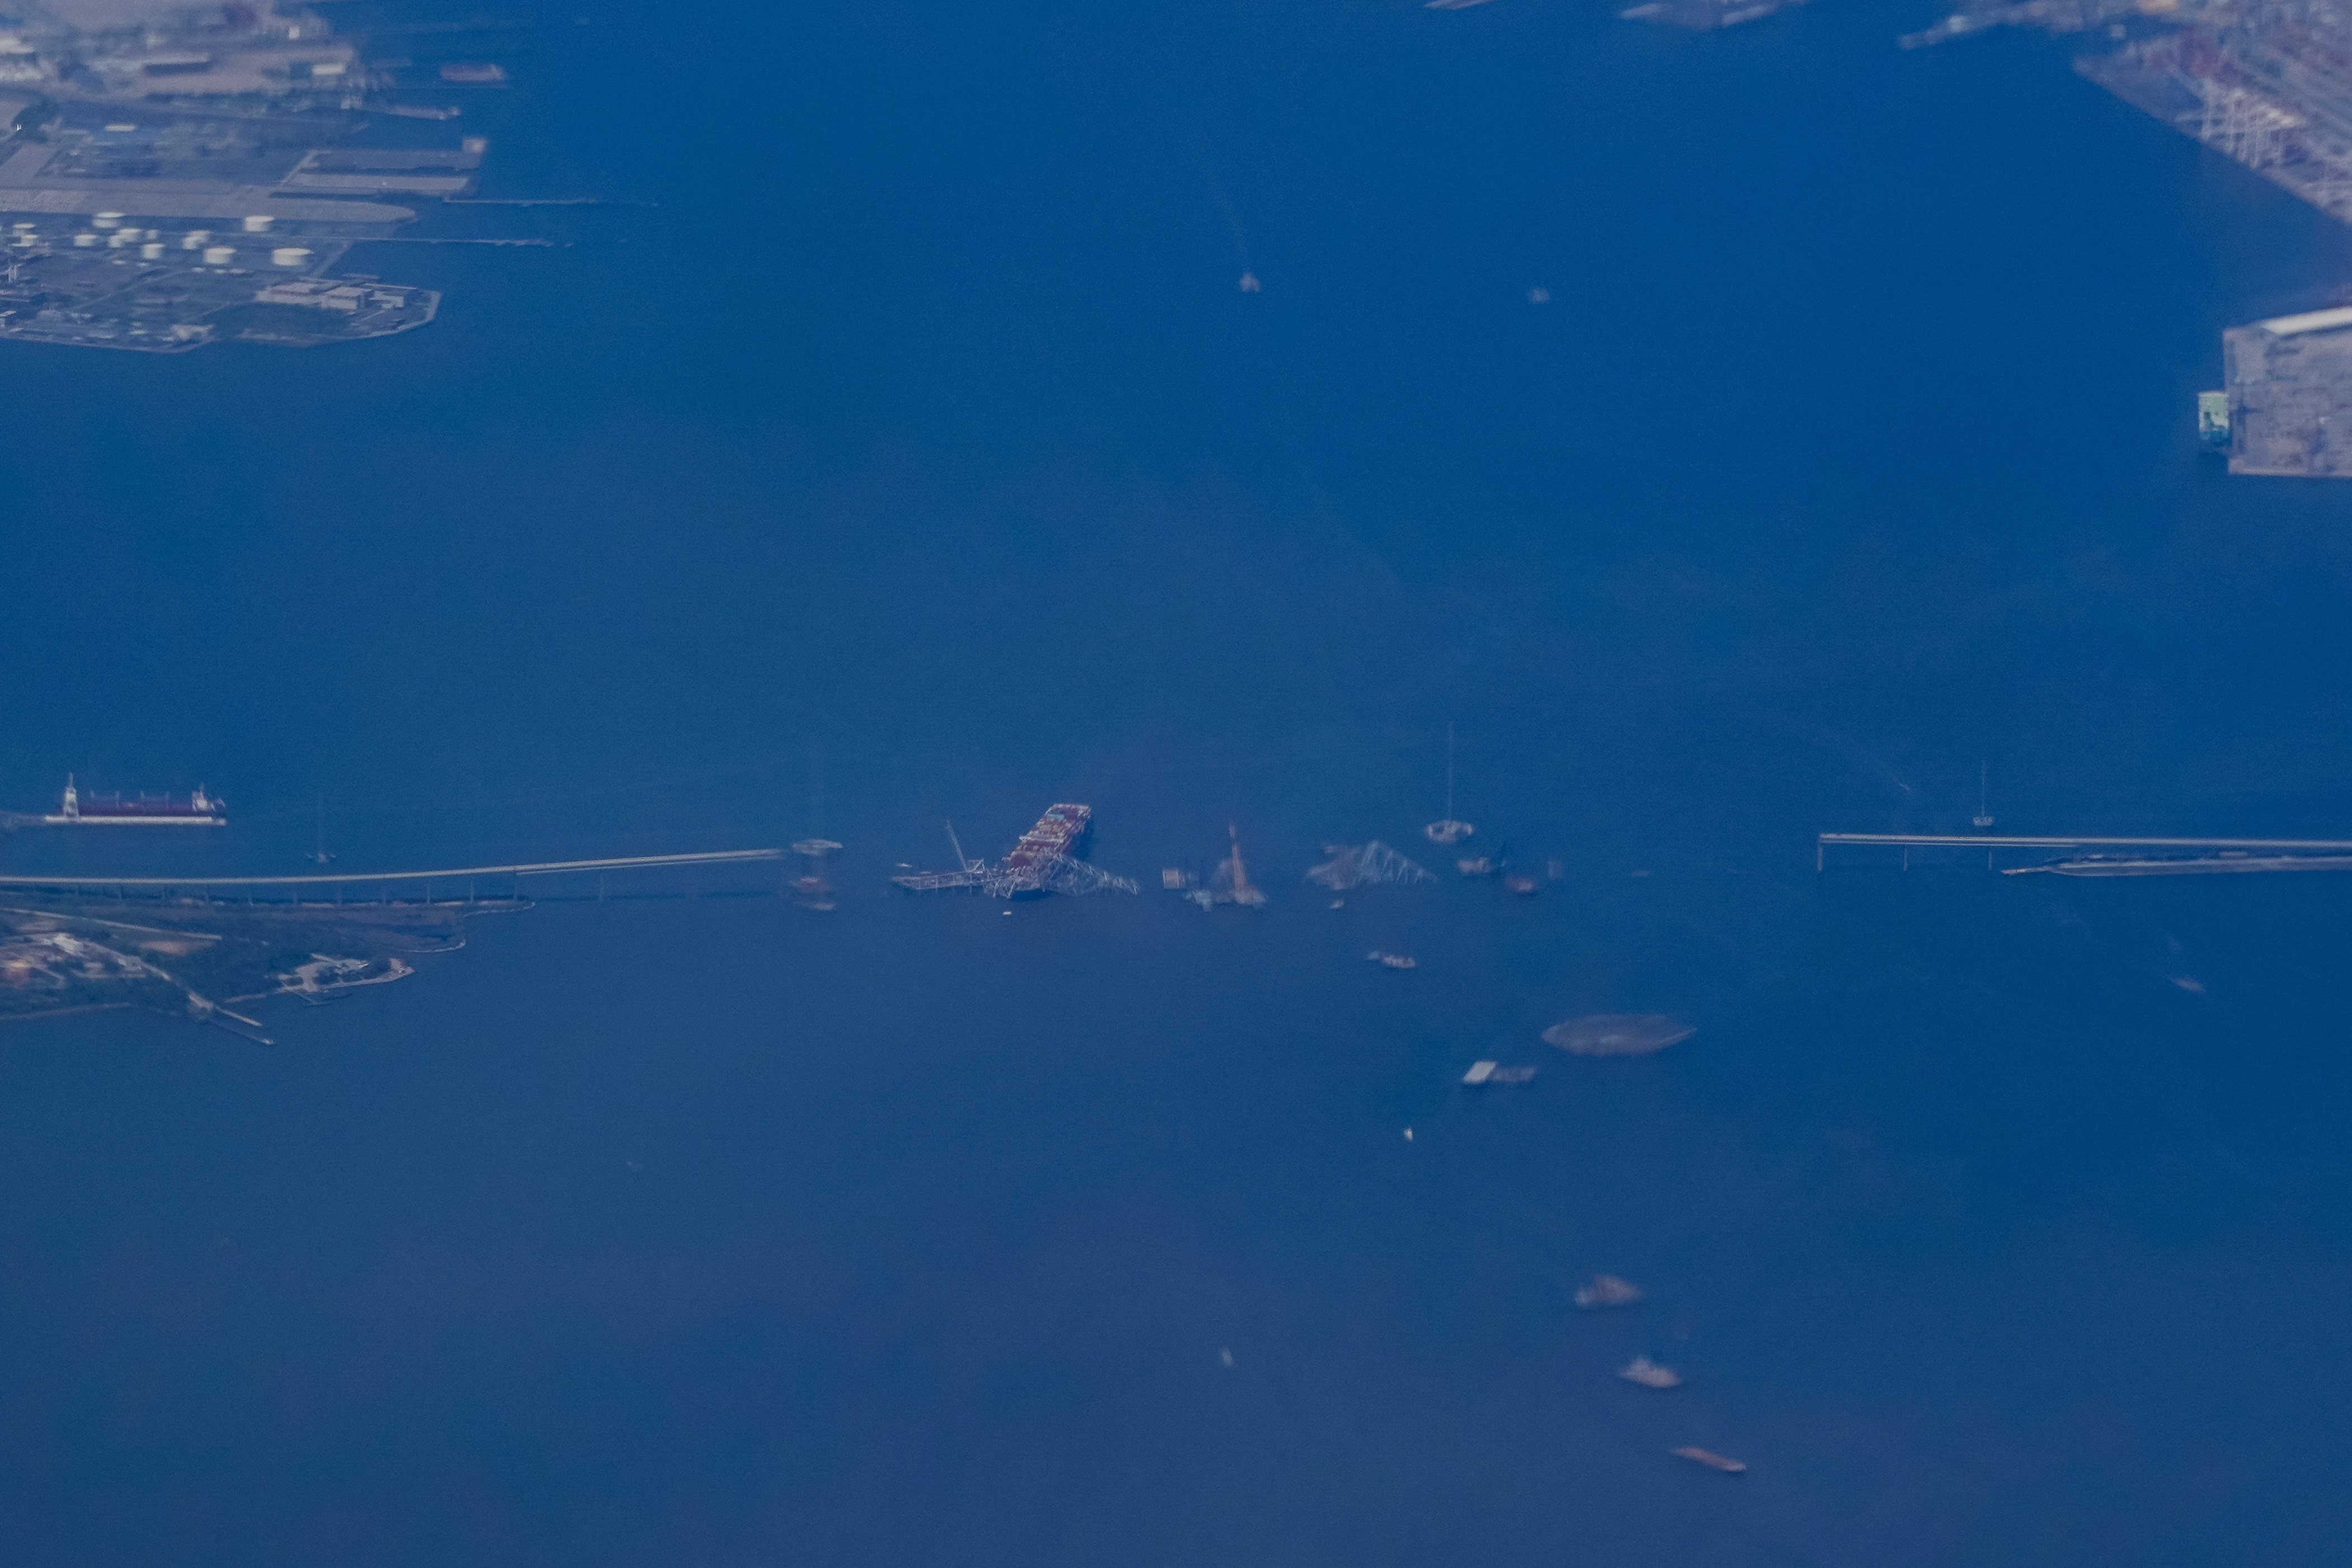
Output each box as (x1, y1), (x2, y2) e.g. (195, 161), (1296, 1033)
(1907, 0), (2352, 230)
(2219, 305), (2352, 476)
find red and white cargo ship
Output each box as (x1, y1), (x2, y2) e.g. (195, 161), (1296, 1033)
(43, 776), (227, 826)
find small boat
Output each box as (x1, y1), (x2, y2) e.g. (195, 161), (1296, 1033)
(1671, 1446), (1746, 1474)
(1573, 1274), (1643, 1309)
(1457, 856), (1493, 877)
(1619, 1356), (1682, 1390)
(1463, 1061), (1536, 1085)
(1367, 951), (1417, 970)
(1502, 872), (1538, 895)
(1463, 1060), (1498, 1084)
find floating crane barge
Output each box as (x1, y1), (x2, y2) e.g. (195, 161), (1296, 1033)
(893, 804), (1139, 899)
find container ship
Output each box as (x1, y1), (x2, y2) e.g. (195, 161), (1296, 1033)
(42, 776), (227, 826)
(893, 804), (1137, 899)
(997, 803), (1091, 892)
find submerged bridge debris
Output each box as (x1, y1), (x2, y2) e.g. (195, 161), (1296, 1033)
(1305, 839), (1435, 891)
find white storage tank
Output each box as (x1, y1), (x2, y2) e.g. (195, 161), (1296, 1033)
(92, 211), (123, 230)
(73, 232), (98, 247)
(180, 229), (210, 249)
(271, 246), (312, 267)
(242, 214), (273, 233)
(140, 242), (163, 259)
(203, 245), (234, 265)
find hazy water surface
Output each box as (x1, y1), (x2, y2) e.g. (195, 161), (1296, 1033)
(2, 1), (2351, 1562)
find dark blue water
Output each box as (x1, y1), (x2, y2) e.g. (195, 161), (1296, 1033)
(3, 1), (2352, 1561)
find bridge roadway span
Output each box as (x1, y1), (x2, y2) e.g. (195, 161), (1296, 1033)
(0, 848), (781, 895)
(1818, 832), (2352, 870)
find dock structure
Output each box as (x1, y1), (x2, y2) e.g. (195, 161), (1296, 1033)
(0, 848), (784, 904)
(1818, 832), (2352, 873)
(2219, 307), (2352, 478)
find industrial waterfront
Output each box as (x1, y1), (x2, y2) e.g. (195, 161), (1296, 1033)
(0, 3), (542, 352)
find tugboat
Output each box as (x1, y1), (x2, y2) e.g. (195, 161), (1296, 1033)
(2198, 390), (2232, 452)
